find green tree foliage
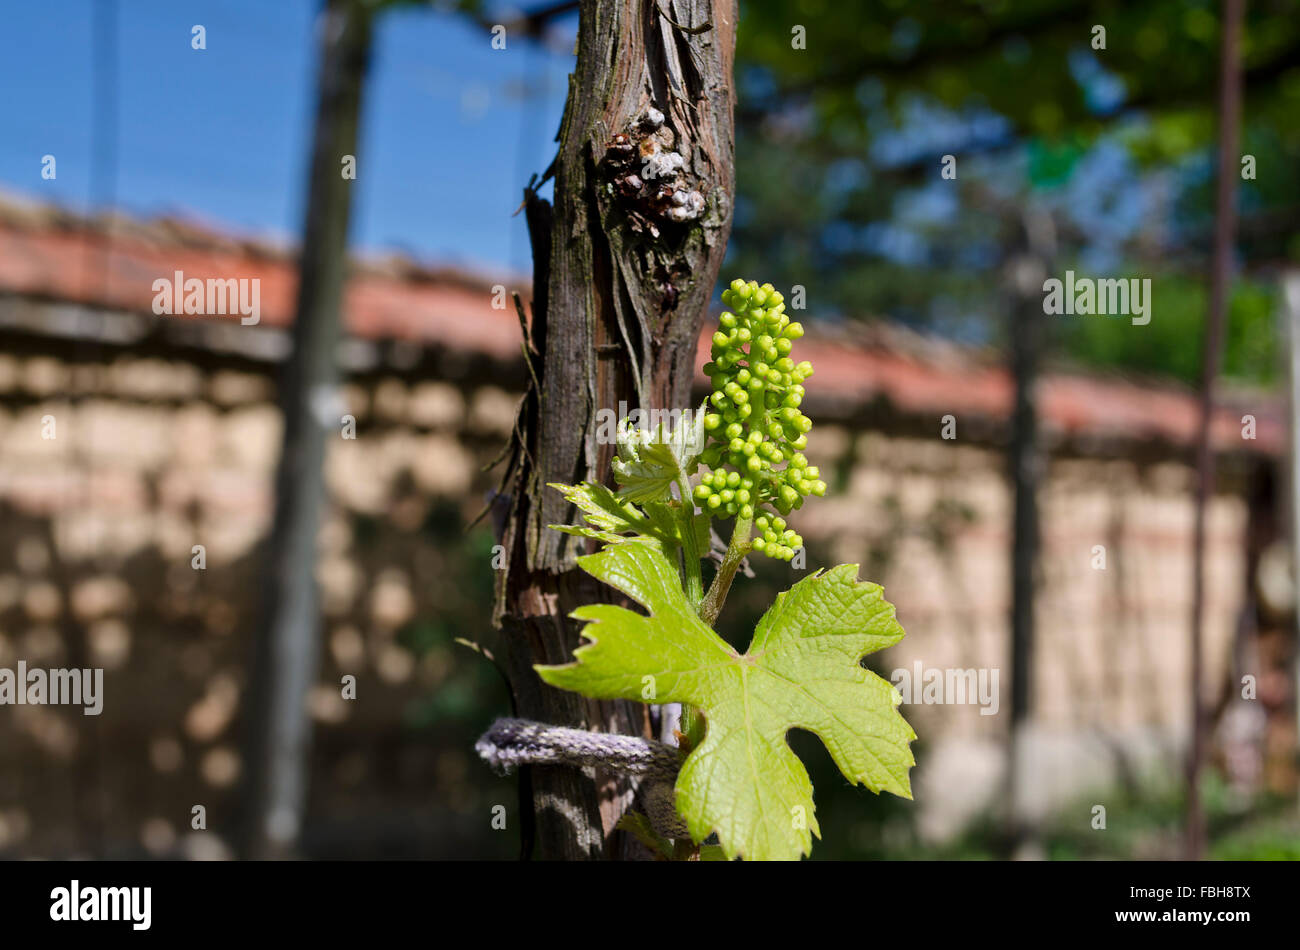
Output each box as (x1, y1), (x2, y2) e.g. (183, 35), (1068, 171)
(727, 0), (1300, 383)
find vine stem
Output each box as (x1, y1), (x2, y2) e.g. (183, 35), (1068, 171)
(679, 480), (751, 754)
(675, 472), (704, 610)
(698, 510), (753, 627)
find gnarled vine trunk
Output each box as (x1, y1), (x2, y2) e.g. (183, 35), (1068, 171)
(494, 0), (736, 859)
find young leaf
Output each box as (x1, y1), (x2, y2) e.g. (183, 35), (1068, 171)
(548, 481), (708, 557)
(610, 407), (707, 503)
(536, 543), (915, 861)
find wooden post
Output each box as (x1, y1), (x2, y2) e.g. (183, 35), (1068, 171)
(1284, 271), (1300, 793)
(241, 0), (371, 860)
(1186, 0), (1244, 861)
(1005, 207), (1054, 859)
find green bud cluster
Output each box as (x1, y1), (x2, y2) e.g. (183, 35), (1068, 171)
(693, 278), (826, 560)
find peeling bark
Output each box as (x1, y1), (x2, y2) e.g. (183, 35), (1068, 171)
(493, 0), (736, 860)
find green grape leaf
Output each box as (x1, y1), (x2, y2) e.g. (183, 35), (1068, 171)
(610, 406), (707, 503)
(548, 482), (708, 558)
(536, 543), (915, 861)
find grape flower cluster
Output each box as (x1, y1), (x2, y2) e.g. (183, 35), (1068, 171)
(692, 279), (826, 560)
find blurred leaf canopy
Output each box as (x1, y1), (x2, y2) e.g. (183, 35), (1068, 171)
(727, 0), (1300, 384)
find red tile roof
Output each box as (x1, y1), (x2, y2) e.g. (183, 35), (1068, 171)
(0, 194), (1283, 455)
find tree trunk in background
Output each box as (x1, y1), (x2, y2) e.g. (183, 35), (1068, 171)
(1005, 208), (1054, 859)
(1286, 272), (1300, 801)
(495, 0), (736, 859)
(241, 0), (371, 860)
(1186, 0), (1243, 861)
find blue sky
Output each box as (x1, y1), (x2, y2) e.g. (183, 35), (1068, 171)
(0, 0), (576, 276)
(0, 0), (1163, 320)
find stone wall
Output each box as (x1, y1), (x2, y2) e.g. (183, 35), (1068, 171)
(0, 342), (1265, 855)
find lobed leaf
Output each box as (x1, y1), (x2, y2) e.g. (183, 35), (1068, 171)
(536, 543), (915, 861)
